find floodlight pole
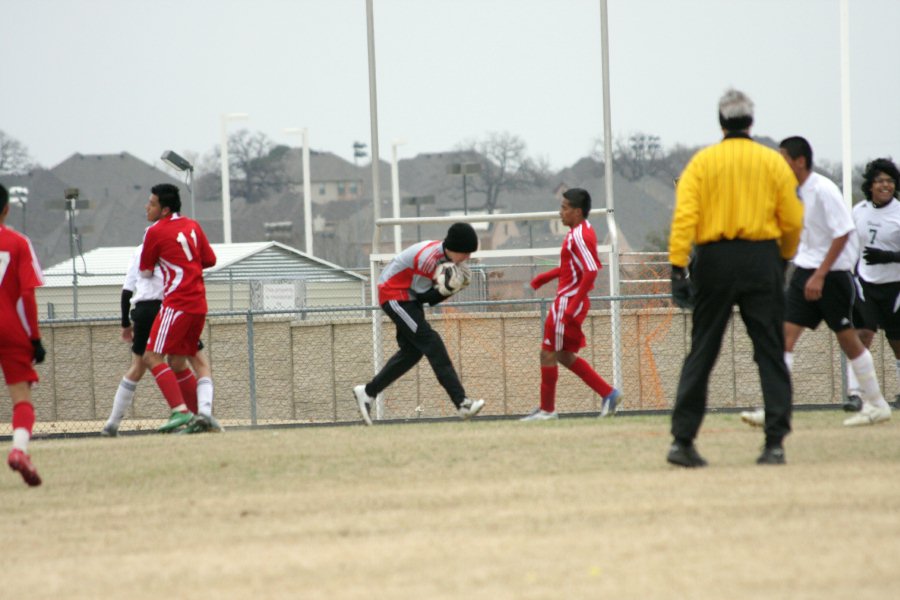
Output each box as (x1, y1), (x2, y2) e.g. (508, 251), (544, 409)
(366, 0), (386, 420)
(391, 138), (407, 253)
(285, 127), (314, 255)
(8, 186), (27, 234)
(599, 0), (622, 391)
(220, 112), (249, 244)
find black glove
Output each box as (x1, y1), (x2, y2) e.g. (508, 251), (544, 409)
(862, 246), (900, 265)
(416, 287), (449, 307)
(671, 265), (695, 310)
(31, 339), (46, 364)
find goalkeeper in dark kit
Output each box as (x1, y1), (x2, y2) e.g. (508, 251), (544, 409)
(352, 222), (485, 425)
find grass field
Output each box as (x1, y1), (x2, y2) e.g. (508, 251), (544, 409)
(2, 410), (899, 600)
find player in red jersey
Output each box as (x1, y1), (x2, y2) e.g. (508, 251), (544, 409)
(522, 188), (622, 421)
(139, 184), (217, 432)
(0, 184), (45, 486)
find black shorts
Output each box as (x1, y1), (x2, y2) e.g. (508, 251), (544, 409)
(785, 268), (856, 332)
(130, 300), (162, 355)
(856, 279), (900, 339)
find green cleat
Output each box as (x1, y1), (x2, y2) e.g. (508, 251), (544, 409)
(178, 414), (226, 435)
(158, 410), (193, 433)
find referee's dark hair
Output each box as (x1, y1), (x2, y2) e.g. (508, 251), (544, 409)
(861, 158), (900, 201)
(779, 136), (814, 171)
(563, 187), (592, 218)
(151, 183), (182, 214)
(0, 183), (8, 214)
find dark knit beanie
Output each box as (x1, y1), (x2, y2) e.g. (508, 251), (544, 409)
(444, 222), (479, 253)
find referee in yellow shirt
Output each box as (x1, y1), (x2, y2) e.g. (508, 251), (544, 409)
(667, 89), (804, 468)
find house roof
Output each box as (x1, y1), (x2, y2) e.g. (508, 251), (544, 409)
(42, 241), (367, 288)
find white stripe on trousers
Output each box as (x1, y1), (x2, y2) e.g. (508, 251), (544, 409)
(389, 300), (418, 333)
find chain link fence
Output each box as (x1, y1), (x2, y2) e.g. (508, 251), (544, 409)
(6, 253), (893, 437)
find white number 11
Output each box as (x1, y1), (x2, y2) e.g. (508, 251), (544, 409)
(176, 230), (198, 261)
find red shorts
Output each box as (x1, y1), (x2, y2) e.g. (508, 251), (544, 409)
(0, 345), (39, 386)
(146, 306), (206, 357)
(541, 296), (588, 352)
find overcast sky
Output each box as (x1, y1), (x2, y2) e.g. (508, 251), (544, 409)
(3, 0), (899, 174)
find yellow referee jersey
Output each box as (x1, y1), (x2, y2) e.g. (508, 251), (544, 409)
(669, 136), (803, 268)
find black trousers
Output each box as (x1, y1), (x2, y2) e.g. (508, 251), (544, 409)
(365, 300), (466, 407)
(672, 240), (791, 446)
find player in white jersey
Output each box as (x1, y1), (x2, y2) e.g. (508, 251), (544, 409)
(844, 158), (900, 413)
(740, 137), (890, 432)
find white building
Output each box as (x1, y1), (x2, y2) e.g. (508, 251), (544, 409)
(38, 241), (367, 319)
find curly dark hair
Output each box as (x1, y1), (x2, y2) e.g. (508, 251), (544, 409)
(861, 158), (900, 201)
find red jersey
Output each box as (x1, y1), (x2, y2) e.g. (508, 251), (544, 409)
(556, 220), (601, 299)
(140, 214), (216, 314)
(377, 240), (447, 304)
(0, 225), (44, 345)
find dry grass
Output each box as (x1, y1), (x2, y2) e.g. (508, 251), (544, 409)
(2, 411), (899, 600)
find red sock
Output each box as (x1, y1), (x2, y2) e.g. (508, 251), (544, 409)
(175, 369), (198, 414)
(540, 366), (558, 412)
(568, 357), (613, 398)
(11, 402), (35, 434)
(151, 364), (186, 410)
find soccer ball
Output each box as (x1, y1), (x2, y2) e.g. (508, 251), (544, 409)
(433, 262), (471, 296)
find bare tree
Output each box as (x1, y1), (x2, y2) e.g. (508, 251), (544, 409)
(0, 130), (34, 175)
(458, 131), (548, 214)
(227, 130), (289, 203)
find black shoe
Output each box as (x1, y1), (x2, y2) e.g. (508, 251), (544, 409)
(756, 445), (786, 465)
(843, 394), (863, 412)
(666, 442), (708, 468)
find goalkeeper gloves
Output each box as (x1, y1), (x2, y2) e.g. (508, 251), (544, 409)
(863, 246), (900, 265)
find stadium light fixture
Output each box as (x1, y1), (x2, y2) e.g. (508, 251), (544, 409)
(161, 150), (196, 218)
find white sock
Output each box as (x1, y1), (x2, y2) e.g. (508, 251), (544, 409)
(784, 351), (794, 373)
(850, 350), (890, 409)
(12, 428), (29, 453)
(846, 361), (861, 395)
(197, 377), (213, 417)
(108, 378), (137, 426)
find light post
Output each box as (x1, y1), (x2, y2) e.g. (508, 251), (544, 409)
(160, 150), (194, 217)
(447, 162), (482, 214)
(220, 112), (249, 244)
(285, 127), (313, 255)
(390, 138), (407, 253)
(402, 195), (435, 242)
(8, 186), (28, 234)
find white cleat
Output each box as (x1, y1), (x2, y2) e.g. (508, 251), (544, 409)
(353, 385), (374, 426)
(458, 398), (485, 420)
(843, 402), (891, 427)
(740, 408), (765, 428)
(520, 408), (559, 421)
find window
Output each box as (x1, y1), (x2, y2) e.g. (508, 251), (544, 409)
(319, 186), (326, 195)
(338, 183), (346, 195)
